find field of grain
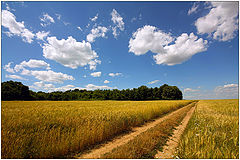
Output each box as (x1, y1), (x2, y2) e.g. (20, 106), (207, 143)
(1, 100), (192, 158)
(176, 99), (239, 159)
(100, 102), (196, 159)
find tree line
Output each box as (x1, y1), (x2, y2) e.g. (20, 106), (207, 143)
(1, 81), (183, 101)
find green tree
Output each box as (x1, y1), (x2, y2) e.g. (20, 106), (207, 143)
(1, 81), (32, 100)
(162, 86), (182, 100)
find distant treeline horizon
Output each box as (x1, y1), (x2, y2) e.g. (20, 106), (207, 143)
(1, 81), (183, 101)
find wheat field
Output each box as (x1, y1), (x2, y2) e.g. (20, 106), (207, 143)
(1, 100), (192, 158)
(176, 99), (239, 159)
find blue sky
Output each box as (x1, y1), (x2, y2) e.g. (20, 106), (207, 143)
(1, 1), (239, 99)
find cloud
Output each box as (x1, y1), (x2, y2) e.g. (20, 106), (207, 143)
(129, 25), (174, 55)
(51, 85), (76, 92)
(20, 68), (31, 75)
(184, 83), (238, 100)
(90, 14), (98, 22)
(109, 72), (122, 77)
(30, 81), (75, 92)
(129, 25), (208, 65)
(31, 70), (74, 83)
(55, 13), (61, 20)
(42, 36), (100, 70)
(148, 80), (159, 84)
(111, 9), (125, 38)
(104, 80), (110, 84)
(195, 2), (238, 41)
(84, 84), (113, 90)
(77, 26), (83, 31)
(5, 74), (26, 80)
(214, 83), (238, 98)
(12, 64), (75, 84)
(14, 59), (51, 72)
(2, 10), (35, 43)
(6, 3), (11, 11)
(55, 13), (70, 26)
(88, 59), (101, 70)
(30, 81), (115, 92)
(36, 31), (50, 40)
(20, 59), (51, 69)
(90, 71), (101, 77)
(86, 26), (108, 43)
(3, 62), (15, 73)
(153, 33), (208, 65)
(188, 2), (199, 15)
(184, 88), (199, 92)
(86, 23), (90, 28)
(223, 84), (238, 88)
(40, 13), (55, 27)
(30, 81), (55, 91)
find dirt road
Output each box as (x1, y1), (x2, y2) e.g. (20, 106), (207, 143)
(154, 104), (196, 159)
(76, 102), (196, 159)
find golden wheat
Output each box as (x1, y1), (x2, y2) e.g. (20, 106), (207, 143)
(1, 100), (192, 158)
(176, 99), (239, 159)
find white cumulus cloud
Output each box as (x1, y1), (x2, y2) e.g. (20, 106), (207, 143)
(55, 13), (61, 20)
(42, 36), (100, 70)
(212, 83), (238, 99)
(109, 72), (122, 77)
(148, 80), (159, 84)
(188, 2), (199, 15)
(195, 2), (238, 41)
(90, 71), (101, 77)
(3, 62), (15, 73)
(31, 70), (74, 83)
(104, 80), (110, 84)
(184, 88), (199, 92)
(30, 81), (75, 92)
(40, 13), (55, 27)
(77, 26), (83, 31)
(30, 81), (55, 91)
(111, 9), (124, 38)
(88, 59), (101, 70)
(129, 25), (174, 55)
(85, 84), (113, 90)
(87, 26), (108, 43)
(90, 13), (98, 22)
(153, 33), (208, 66)
(50, 85), (75, 92)
(5, 74), (26, 80)
(36, 31), (50, 40)
(20, 68), (31, 75)
(129, 25), (208, 65)
(2, 10), (35, 43)
(215, 83), (238, 95)
(14, 59), (51, 72)
(30, 82), (115, 92)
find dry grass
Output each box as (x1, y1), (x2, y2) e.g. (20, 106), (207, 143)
(101, 102), (195, 159)
(1, 100), (192, 158)
(176, 99), (239, 159)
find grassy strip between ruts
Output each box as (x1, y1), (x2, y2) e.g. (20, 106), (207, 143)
(101, 102), (196, 159)
(176, 99), (239, 159)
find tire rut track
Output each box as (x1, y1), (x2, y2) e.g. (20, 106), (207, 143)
(154, 103), (196, 159)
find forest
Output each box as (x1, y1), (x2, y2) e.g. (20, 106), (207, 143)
(1, 81), (183, 101)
